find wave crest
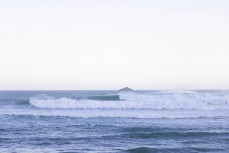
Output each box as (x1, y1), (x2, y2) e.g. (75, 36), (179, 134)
(30, 98), (128, 109)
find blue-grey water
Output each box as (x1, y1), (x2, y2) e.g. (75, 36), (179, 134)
(0, 90), (229, 153)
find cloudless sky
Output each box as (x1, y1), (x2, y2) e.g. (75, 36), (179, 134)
(0, 0), (229, 90)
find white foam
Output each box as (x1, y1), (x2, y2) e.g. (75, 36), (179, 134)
(119, 91), (229, 110)
(30, 98), (130, 109)
(29, 92), (229, 110)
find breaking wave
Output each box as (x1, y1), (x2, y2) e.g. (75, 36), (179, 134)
(29, 91), (229, 110)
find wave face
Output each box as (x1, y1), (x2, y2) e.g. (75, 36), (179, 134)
(29, 91), (229, 110)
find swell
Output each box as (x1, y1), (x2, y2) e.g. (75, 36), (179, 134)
(122, 147), (157, 153)
(0, 98), (30, 106)
(122, 147), (224, 153)
(123, 131), (229, 139)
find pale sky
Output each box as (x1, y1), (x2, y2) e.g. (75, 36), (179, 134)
(0, 0), (229, 90)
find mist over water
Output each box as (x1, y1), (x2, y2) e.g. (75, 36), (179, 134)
(0, 90), (229, 152)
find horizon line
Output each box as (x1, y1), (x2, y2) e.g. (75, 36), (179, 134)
(0, 89), (229, 91)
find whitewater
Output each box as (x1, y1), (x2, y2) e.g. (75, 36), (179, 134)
(30, 91), (229, 110)
(0, 90), (229, 152)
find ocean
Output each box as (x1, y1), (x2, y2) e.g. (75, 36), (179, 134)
(0, 90), (228, 153)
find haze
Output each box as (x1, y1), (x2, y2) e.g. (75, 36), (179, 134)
(0, 0), (229, 90)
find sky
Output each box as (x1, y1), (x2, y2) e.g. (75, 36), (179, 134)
(0, 0), (229, 90)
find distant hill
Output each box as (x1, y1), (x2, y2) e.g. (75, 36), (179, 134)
(118, 87), (134, 92)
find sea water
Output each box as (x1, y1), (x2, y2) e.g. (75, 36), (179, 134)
(0, 90), (229, 153)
